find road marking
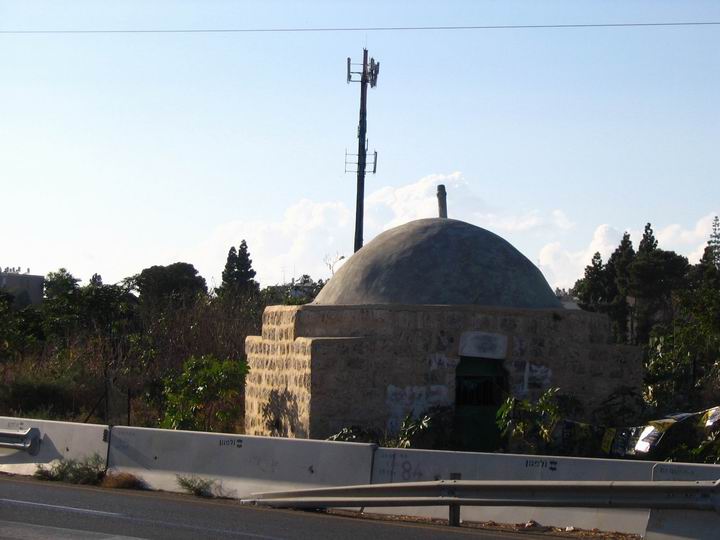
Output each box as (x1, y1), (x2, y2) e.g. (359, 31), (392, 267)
(0, 498), (283, 539)
(0, 498), (122, 517)
(122, 516), (285, 540)
(0, 519), (142, 539)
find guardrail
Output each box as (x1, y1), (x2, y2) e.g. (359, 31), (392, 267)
(244, 479), (720, 526)
(0, 427), (40, 455)
(4, 416), (719, 536)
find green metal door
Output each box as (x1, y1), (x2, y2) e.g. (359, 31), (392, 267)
(455, 357), (507, 452)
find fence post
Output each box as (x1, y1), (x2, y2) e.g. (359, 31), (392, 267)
(449, 472), (461, 526)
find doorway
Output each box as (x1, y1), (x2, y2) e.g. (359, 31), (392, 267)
(455, 357), (508, 452)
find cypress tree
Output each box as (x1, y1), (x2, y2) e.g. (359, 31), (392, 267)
(220, 247), (239, 289)
(607, 232), (636, 343)
(573, 252), (609, 310)
(709, 215), (720, 269)
(217, 240), (258, 296)
(638, 223), (658, 255)
(235, 240), (257, 290)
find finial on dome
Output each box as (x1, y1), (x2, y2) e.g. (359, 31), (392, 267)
(437, 184), (448, 218)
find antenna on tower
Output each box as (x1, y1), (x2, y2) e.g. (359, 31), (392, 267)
(369, 58), (380, 87)
(346, 48), (380, 253)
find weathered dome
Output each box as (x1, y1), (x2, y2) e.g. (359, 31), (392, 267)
(313, 218), (561, 308)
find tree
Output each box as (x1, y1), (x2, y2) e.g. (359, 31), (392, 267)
(627, 223), (688, 344)
(135, 262), (207, 309)
(638, 222), (658, 255)
(572, 252), (610, 311)
(44, 268), (80, 302)
(630, 248), (688, 344)
(41, 268), (82, 342)
(645, 267), (720, 412)
(572, 225), (690, 346)
(216, 240), (259, 296)
(81, 275), (137, 335)
(609, 233), (636, 297)
(642, 221), (720, 412)
(220, 247), (239, 290)
(605, 233), (636, 342)
(687, 245), (719, 293)
(0, 291), (20, 363)
(709, 216), (720, 269)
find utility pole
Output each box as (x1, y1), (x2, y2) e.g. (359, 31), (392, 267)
(346, 49), (379, 252)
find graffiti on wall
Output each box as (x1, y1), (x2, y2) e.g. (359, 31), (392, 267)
(428, 353), (457, 371)
(385, 384), (451, 433)
(513, 361), (553, 397)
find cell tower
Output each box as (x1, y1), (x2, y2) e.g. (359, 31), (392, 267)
(345, 49), (380, 253)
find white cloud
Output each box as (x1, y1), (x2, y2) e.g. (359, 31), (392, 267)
(179, 199), (353, 289)
(537, 213), (718, 290)
(182, 172), (578, 287)
(551, 210), (575, 231)
(538, 224), (623, 290)
(473, 209), (572, 234)
(366, 172), (575, 238)
(656, 213), (717, 263)
(365, 171), (483, 231)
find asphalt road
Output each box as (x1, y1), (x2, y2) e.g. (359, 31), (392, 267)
(0, 475), (552, 540)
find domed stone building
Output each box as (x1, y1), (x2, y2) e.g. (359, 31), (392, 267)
(244, 217), (641, 449)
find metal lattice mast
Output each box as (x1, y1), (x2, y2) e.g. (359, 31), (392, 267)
(346, 49), (379, 252)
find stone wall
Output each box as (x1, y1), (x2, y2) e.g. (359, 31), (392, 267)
(245, 306), (312, 436)
(308, 336), (458, 437)
(245, 304), (642, 439)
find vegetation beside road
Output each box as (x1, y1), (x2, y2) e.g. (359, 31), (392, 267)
(0, 240), (323, 431)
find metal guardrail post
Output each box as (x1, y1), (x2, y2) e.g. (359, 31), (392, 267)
(448, 473), (461, 526)
(0, 427), (40, 455)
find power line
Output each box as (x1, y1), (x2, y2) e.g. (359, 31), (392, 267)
(1, 21), (719, 35)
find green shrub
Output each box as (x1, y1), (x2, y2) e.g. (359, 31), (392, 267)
(34, 454), (105, 485)
(176, 474), (215, 497)
(328, 412), (434, 449)
(496, 387), (561, 453)
(161, 354), (248, 432)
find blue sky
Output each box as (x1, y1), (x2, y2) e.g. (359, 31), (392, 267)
(1, 1), (719, 290)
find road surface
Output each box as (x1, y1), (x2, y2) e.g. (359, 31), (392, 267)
(0, 475), (554, 540)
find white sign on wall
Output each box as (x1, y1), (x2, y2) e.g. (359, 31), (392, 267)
(458, 332), (508, 359)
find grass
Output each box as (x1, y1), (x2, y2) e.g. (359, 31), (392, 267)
(34, 454), (105, 485)
(176, 474), (216, 497)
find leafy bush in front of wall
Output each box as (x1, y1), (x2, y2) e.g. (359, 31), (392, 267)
(328, 412), (434, 449)
(496, 387), (561, 453)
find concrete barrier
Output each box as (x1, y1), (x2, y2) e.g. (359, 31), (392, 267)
(7, 414), (715, 538)
(107, 426), (375, 498)
(0, 416), (109, 476)
(651, 461), (720, 482)
(644, 462), (720, 540)
(368, 448), (656, 534)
